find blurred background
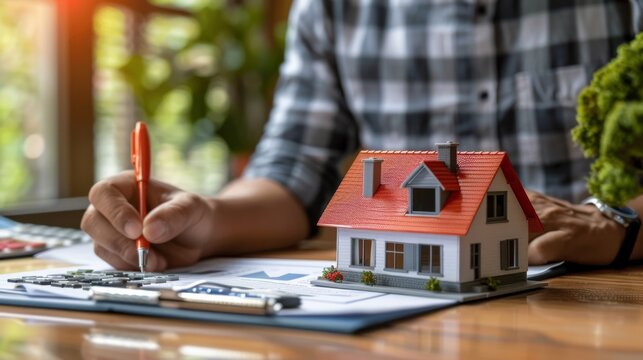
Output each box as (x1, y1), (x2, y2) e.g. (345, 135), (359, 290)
(0, 0), (291, 213)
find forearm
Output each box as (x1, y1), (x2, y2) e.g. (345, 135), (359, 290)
(628, 194), (643, 260)
(202, 178), (310, 257)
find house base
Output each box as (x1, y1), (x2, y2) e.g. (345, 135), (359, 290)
(310, 278), (546, 303)
(340, 269), (529, 293)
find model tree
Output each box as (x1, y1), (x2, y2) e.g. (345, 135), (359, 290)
(572, 33), (643, 206)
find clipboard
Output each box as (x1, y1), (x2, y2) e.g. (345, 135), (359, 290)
(0, 291), (454, 334)
(0, 259), (459, 333)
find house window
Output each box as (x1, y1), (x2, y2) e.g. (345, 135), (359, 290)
(470, 243), (481, 279)
(486, 192), (507, 222)
(385, 242), (405, 270)
(500, 239), (519, 270)
(352, 238), (374, 267)
(411, 188), (437, 213)
(419, 245), (442, 275)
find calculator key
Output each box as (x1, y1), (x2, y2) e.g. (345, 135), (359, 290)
(46, 239), (64, 247)
(7, 270), (180, 290)
(25, 242), (47, 250)
(5, 241), (27, 250)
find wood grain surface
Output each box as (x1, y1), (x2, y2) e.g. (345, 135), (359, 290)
(0, 238), (642, 359)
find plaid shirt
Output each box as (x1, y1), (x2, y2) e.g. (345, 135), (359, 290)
(245, 0), (641, 232)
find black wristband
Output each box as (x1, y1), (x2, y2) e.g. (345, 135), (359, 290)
(611, 217), (641, 268)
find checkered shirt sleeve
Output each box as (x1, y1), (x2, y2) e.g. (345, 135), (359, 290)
(245, 0), (642, 234)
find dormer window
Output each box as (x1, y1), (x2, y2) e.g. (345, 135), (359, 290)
(411, 187), (437, 213)
(401, 156), (460, 216)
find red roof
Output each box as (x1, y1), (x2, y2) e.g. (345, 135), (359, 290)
(421, 161), (460, 191)
(317, 150), (543, 236)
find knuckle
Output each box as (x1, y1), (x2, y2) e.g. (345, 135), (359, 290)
(182, 192), (201, 205)
(80, 207), (96, 233)
(165, 194), (197, 221)
(93, 244), (110, 261)
(118, 247), (136, 265)
(109, 205), (133, 228)
(539, 206), (562, 220)
(94, 235), (136, 267)
(88, 181), (108, 204)
(171, 193), (199, 216)
(531, 236), (563, 263)
(529, 241), (546, 259)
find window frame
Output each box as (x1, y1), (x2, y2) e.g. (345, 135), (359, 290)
(418, 244), (443, 276)
(55, 0), (290, 197)
(500, 238), (519, 270)
(55, 0), (192, 199)
(351, 238), (374, 269)
(3, 0), (291, 224)
(486, 191), (507, 223)
(409, 187), (439, 215)
(384, 242), (405, 271)
(470, 243), (481, 279)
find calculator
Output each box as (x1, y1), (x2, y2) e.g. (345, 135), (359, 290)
(7, 269), (179, 289)
(0, 216), (92, 260)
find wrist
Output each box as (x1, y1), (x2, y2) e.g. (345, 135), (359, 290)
(628, 195), (643, 260)
(583, 196), (641, 267)
(200, 196), (227, 259)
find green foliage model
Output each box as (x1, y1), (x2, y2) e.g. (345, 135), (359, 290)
(572, 33), (643, 206)
(485, 277), (499, 291)
(360, 270), (376, 286)
(425, 277), (441, 292)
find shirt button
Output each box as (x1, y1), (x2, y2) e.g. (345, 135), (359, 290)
(476, 3), (487, 17)
(479, 90), (489, 102)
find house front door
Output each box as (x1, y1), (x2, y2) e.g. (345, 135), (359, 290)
(471, 243), (481, 280)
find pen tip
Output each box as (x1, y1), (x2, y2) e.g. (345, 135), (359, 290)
(137, 248), (148, 274)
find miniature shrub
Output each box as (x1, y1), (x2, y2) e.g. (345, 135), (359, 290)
(321, 265), (336, 278)
(361, 271), (376, 286)
(322, 265), (344, 283)
(486, 277), (500, 291)
(425, 277), (441, 292)
(327, 271), (343, 283)
(572, 33), (643, 205)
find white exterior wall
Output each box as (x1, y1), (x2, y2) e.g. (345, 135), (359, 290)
(460, 171), (529, 282)
(336, 228), (462, 282)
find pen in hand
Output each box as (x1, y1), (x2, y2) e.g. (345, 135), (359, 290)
(131, 121), (151, 273)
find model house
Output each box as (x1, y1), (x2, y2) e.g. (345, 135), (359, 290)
(317, 142), (543, 293)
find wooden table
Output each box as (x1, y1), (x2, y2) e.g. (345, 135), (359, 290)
(0, 239), (642, 359)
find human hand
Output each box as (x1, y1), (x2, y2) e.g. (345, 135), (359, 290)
(527, 190), (626, 265)
(81, 171), (215, 272)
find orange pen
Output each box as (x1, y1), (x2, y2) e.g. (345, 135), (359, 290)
(131, 121), (151, 273)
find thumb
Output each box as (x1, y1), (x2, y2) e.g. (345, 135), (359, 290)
(142, 192), (208, 244)
(88, 174), (142, 239)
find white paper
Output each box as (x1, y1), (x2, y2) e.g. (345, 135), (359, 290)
(526, 261), (565, 278)
(35, 243), (110, 268)
(0, 255), (454, 316)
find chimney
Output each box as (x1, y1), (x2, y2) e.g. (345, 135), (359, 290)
(437, 141), (459, 173)
(362, 158), (383, 197)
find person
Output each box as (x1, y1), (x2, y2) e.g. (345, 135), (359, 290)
(82, 0), (643, 272)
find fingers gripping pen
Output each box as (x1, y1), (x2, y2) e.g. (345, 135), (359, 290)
(131, 122), (151, 273)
